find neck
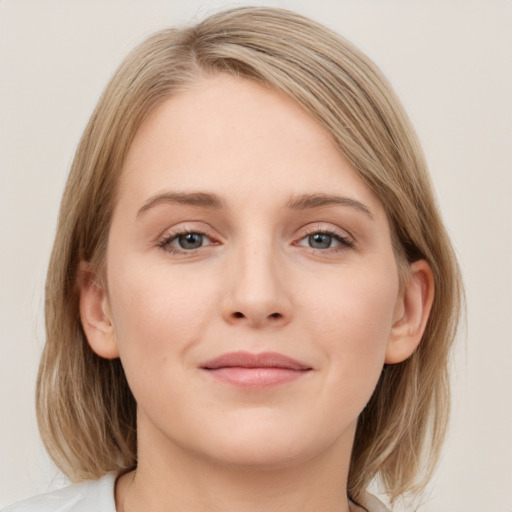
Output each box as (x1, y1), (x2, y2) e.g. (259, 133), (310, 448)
(116, 422), (357, 512)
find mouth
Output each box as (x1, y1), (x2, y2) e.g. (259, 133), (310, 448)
(200, 351), (312, 389)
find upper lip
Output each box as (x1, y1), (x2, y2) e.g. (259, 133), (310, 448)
(201, 351), (311, 371)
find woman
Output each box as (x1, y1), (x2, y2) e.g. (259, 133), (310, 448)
(4, 6), (462, 512)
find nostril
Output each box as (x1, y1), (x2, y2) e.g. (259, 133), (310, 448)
(231, 311), (282, 320)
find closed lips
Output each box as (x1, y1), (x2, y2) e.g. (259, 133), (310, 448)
(201, 351), (312, 371)
(200, 351), (312, 388)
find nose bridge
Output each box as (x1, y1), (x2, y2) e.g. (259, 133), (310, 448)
(222, 233), (292, 327)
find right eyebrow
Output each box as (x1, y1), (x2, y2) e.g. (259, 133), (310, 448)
(137, 191), (226, 217)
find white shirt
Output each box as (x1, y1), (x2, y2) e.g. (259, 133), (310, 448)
(2, 472), (390, 512)
(2, 473), (117, 512)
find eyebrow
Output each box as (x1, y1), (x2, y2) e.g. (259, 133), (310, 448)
(137, 191), (373, 220)
(286, 193), (374, 219)
(137, 192), (226, 217)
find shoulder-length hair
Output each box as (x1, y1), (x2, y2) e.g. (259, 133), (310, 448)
(38, 6), (463, 505)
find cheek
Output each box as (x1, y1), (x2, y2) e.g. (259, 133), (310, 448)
(105, 258), (217, 392)
(306, 262), (398, 341)
(109, 255), (213, 332)
(304, 264), (399, 398)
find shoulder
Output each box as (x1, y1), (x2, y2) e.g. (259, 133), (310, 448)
(2, 473), (117, 512)
(353, 491), (391, 512)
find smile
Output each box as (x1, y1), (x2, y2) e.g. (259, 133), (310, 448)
(200, 351), (312, 389)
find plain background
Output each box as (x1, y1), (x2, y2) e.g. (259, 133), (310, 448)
(0, 1), (511, 510)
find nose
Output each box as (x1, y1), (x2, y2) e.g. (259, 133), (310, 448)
(221, 242), (293, 329)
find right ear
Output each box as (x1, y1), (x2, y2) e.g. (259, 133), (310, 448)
(77, 261), (119, 359)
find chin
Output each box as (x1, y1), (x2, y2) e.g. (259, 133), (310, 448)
(189, 418), (347, 472)
(207, 440), (314, 471)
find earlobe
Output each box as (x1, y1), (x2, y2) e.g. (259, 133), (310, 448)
(78, 262), (120, 359)
(385, 259), (434, 364)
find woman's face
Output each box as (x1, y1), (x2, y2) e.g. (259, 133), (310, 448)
(87, 73), (412, 470)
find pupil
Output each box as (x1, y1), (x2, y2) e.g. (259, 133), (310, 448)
(309, 233), (331, 249)
(179, 233), (203, 249)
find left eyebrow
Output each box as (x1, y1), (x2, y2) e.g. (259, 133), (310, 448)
(286, 193), (374, 220)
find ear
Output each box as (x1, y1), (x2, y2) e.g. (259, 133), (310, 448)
(77, 261), (119, 359)
(385, 259), (435, 364)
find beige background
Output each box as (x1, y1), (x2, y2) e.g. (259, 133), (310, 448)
(1, 1), (511, 510)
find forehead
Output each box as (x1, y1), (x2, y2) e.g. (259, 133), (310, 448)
(119, 72), (383, 216)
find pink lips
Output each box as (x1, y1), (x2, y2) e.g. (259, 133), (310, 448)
(201, 351), (312, 389)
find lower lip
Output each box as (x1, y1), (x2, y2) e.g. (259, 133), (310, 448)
(203, 367), (309, 388)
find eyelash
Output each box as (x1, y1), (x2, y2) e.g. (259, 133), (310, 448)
(157, 229), (215, 254)
(157, 227), (354, 255)
(295, 228), (354, 252)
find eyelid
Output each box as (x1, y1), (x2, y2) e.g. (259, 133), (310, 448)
(157, 223), (220, 254)
(301, 223), (353, 241)
(155, 222), (355, 255)
(293, 224), (355, 250)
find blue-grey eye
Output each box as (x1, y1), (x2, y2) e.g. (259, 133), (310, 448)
(308, 233), (334, 249)
(177, 233), (204, 249)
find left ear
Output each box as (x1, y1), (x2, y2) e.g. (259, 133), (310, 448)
(385, 259), (435, 364)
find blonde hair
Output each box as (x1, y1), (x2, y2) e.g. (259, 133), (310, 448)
(38, 6), (462, 505)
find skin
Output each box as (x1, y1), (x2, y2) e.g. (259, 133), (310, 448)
(80, 73), (434, 512)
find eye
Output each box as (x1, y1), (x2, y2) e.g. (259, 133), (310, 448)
(159, 231), (213, 253)
(175, 232), (207, 250)
(295, 230), (353, 250)
(307, 233), (336, 249)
